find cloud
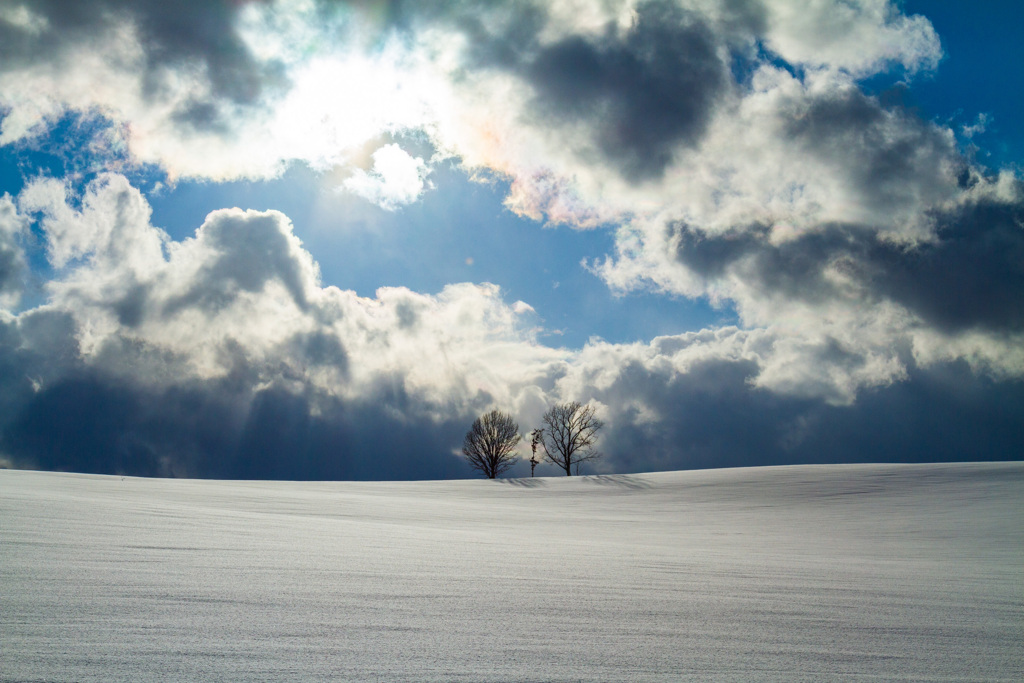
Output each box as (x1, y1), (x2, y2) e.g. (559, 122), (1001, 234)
(15, 173), (563, 393)
(342, 144), (431, 210)
(663, 191), (1024, 337)
(402, 1), (945, 229)
(520, 1), (729, 181)
(0, 1), (944, 188)
(0, 0), (284, 142)
(760, 0), (941, 75)
(581, 56), (1024, 401)
(0, 0), (429, 179)
(574, 349), (1024, 473)
(0, 193), (27, 309)
(1, 174), (1021, 477)
(3, 370), (479, 480)
(778, 85), (964, 235)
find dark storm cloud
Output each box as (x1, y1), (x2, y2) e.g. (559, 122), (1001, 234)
(0, 231), (24, 303)
(287, 330), (349, 376)
(783, 87), (960, 214)
(164, 209), (314, 317)
(0, 0), (286, 130)
(3, 312), (1021, 479)
(882, 198), (1024, 333)
(523, 1), (728, 180)
(717, 0), (768, 36)
(0, 299), (463, 481)
(111, 278), (153, 328)
(0, 308), (79, 434)
(594, 356), (1024, 474)
(1, 369), (474, 480)
(0, 196), (26, 304)
(672, 189), (1024, 334)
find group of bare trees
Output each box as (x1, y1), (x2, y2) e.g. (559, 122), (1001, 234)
(461, 402), (603, 478)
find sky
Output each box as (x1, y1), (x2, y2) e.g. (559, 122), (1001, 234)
(0, 0), (1021, 479)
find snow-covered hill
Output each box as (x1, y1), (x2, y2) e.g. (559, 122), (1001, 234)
(2, 463), (1021, 682)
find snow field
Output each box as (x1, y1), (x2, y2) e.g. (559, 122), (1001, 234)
(1, 463), (1021, 681)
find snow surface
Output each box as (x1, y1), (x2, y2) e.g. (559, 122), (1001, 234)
(1, 463), (1021, 682)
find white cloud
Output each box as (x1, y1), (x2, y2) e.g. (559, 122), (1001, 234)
(342, 144), (431, 210)
(14, 174), (563, 416)
(0, 193), (28, 310)
(760, 0), (941, 75)
(11, 172), (957, 419)
(0, 3), (48, 36)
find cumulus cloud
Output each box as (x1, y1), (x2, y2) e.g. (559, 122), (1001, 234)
(518, 1), (729, 181)
(4, 173), (1020, 478)
(0, 194), (27, 309)
(760, 0), (941, 74)
(589, 80), (1024, 400)
(16, 174), (562, 394)
(0, 0), (286, 141)
(342, 144), (431, 210)
(567, 345), (1024, 473)
(404, 1), (945, 229)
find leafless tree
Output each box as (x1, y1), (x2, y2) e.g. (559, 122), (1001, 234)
(540, 401), (603, 476)
(462, 410), (522, 478)
(529, 428), (545, 476)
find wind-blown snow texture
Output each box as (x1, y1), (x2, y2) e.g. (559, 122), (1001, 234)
(2, 463), (1021, 682)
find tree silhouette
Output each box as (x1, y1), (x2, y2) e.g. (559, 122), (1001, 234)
(540, 401), (603, 476)
(529, 428), (544, 476)
(462, 410), (522, 478)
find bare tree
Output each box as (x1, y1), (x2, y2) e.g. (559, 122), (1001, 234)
(462, 410), (522, 478)
(529, 428), (545, 476)
(540, 401), (603, 476)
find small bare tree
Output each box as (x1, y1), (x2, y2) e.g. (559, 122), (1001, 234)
(529, 428), (545, 476)
(540, 401), (603, 476)
(462, 410), (522, 478)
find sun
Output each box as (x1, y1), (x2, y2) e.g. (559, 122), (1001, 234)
(269, 50), (440, 173)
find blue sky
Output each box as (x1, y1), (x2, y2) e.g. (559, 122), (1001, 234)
(901, 0), (1023, 168)
(0, 1), (1022, 479)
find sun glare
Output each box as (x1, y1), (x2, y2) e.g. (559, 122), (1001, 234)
(270, 51), (439, 172)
